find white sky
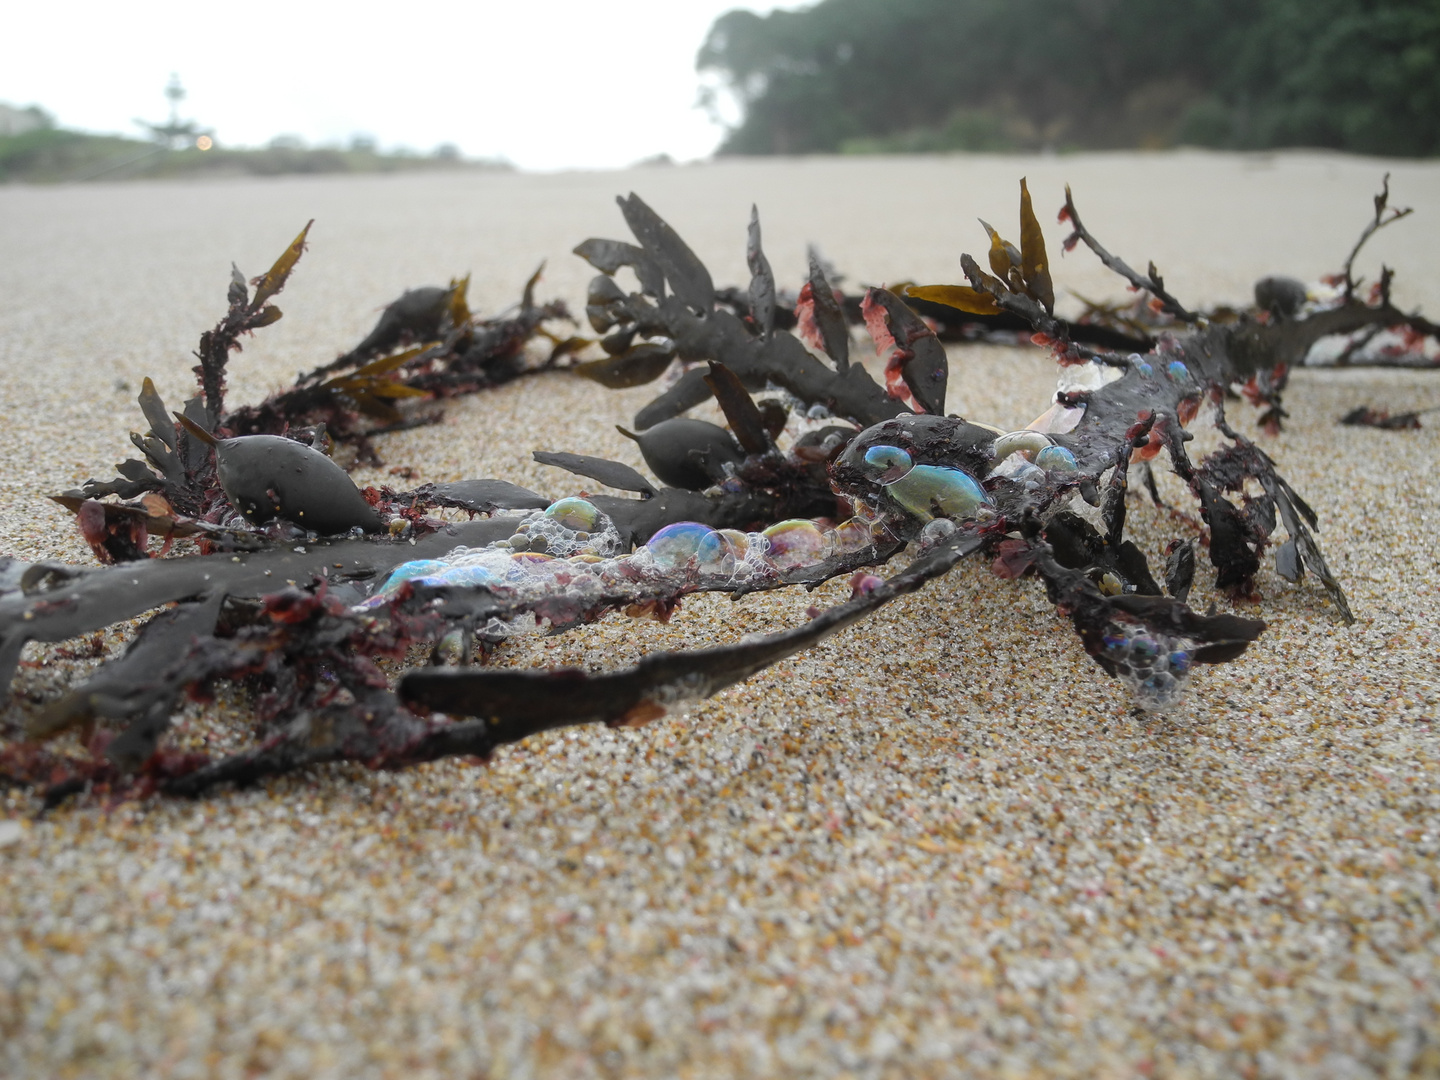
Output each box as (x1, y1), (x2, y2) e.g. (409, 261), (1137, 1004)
(1, 1), (793, 171)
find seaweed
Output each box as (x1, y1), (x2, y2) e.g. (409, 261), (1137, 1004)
(61, 237), (575, 561)
(1339, 404), (1436, 430)
(227, 265), (579, 447)
(1, 177), (1434, 806)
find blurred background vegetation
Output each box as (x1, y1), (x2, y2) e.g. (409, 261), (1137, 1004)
(0, 103), (500, 184)
(5, 0), (1433, 182)
(699, 0), (1440, 157)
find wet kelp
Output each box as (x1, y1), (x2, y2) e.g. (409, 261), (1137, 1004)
(62, 226), (578, 563)
(1, 179), (1435, 805)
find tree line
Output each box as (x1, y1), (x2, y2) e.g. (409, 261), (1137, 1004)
(698, 0), (1440, 157)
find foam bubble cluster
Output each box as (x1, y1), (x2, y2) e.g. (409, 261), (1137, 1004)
(357, 499), (889, 625)
(358, 498), (625, 611)
(1101, 621), (1195, 711)
(356, 493), (1199, 712)
(629, 518), (846, 582)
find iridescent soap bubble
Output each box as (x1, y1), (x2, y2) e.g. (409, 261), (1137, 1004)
(1167, 360), (1191, 382)
(545, 497), (601, 532)
(918, 518), (958, 548)
(359, 556), (505, 610)
(686, 529), (750, 576)
(647, 521), (725, 571)
(1130, 634), (1160, 659)
(375, 559), (447, 594)
(762, 519), (830, 569)
(831, 518), (873, 553)
(861, 444), (913, 481)
(717, 529), (750, 559)
(885, 464), (989, 521)
(1034, 445), (1079, 473)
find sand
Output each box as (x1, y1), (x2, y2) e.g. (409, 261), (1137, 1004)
(1, 152), (1438, 1078)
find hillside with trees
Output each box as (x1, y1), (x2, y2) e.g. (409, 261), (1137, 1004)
(699, 0), (1440, 157)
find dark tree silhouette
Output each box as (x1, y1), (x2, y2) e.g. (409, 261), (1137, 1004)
(699, 0), (1440, 157)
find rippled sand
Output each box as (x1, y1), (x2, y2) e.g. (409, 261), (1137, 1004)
(1, 152), (1438, 1078)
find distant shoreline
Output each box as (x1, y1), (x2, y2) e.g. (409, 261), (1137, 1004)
(0, 127), (513, 185)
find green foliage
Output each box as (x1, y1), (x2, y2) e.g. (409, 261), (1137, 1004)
(700, 0), (1440, 157)
(1191, 0), (1440, 156)
(0, 128), (153, 183)
(842, 109), (1014, 155)
(0, 129), (509, 184)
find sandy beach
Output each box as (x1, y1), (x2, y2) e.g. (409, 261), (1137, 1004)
(1, 152), (1438, 1078)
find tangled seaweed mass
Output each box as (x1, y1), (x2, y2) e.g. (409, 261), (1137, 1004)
(1, 178), (1435, 806)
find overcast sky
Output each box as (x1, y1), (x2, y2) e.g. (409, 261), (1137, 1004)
(1, 1), (791, 171)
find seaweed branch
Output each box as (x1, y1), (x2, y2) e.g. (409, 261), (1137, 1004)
(194, 221), (313, 424)
(1058, 185), (1198, 324)
(1341, 172), (1412, 301)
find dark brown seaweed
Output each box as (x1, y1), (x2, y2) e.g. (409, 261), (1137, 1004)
(2, 176), (1435, 806)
